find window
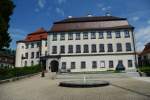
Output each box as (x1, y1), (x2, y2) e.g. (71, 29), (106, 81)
(108, 44), (113, 52)
(91, 32), (96, 39)
(68, 33), (73, 40)
(52, 34), (57, 41)
(109, 61), (114, 68)
(83, 44), (89, 53)
(92, 61), (97, 69)
(26, 44), (29, 49)
(99, 44), (105, 52)
(128, 60), (133, 67)
(61, 62), (66, 69)
(107, 31), (112, 38)
(71, 62), (75, 69)
(31, 61), (34, 66)
(36, 52), (39, 58)
(76, 45), (81, 53)
(76, 33), (80, 40)
(126, 43), (132, 51)
(125, 30), (130, 38)
(68, 45), (73, 53)
(25, 61), (27, 66)
(100, 61), (105, 68)
(91, 44), (97, 53)
(52, 46), (57, 54)
(31, 43), (34, 48)
(83, 32), (88, 39)
(117, 43), (122, 52)
(81, 61), (86, 69)
(37, 42), (40, 47)
(60, 33), (65, 40)
(60, 45), (65, 54)
(31, 52), (34, 58)
(45, 41), (47, 47)
(115, 31), (121, 38)
(99, 32), (103, 39)
(25, 52), (28, 59)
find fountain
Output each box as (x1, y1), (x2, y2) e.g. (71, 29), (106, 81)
(59, 73), (109, 88)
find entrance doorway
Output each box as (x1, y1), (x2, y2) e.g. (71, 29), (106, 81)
(50, 60), (59, 72)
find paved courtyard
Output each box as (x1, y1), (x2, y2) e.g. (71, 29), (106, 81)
(0, 73), (150, 100)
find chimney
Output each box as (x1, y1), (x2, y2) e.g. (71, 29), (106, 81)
(105, 11), (111, 16)
(68, 16), (73, 18)
(87, 14), (93, 17)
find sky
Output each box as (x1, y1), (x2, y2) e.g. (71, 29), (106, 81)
(9, 0), (150, 51)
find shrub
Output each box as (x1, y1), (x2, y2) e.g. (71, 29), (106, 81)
(139, 66), (150, 76)
(0, 65), (41, 80)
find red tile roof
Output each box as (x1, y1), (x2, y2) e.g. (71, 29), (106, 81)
(141, 42), (150, 55)
(17, 28), (48, 43)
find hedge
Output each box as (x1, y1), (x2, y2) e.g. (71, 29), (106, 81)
(0, 65), (41, 80)
(139, 66), (150, 76)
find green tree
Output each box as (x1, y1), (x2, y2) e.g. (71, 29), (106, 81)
(0, 0), (15, 49)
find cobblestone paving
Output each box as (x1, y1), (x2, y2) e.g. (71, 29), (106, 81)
(0, 73), (150, 100)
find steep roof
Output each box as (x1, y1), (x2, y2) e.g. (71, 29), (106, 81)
(50, 16), (134, 32)
(141, 42), (150, 55)
(17, 28), (48, 43)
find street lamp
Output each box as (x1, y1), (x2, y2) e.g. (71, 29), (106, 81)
(40, 36), (45, 77)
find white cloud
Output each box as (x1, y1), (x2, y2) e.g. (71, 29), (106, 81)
(132, 16), (139, 21)
(147, 20), (150, 24)
(101, 6), (111, 12)
(102, 7), (106, 11)
(37, 0), (46, 9)
(58, 0), (66, 4)
(56, 7), (65, 16)
(9, 28), (27, 38)
(135, 25), (150, 51)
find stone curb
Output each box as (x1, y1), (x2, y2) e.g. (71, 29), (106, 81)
(0, 72), (40, 84)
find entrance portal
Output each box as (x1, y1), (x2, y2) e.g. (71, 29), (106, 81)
(50, 60), (59, 72)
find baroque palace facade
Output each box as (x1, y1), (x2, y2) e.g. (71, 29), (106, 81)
(16, 15), (137, 72)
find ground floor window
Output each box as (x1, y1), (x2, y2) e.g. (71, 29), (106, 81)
(31, 61), (34, 66)
(128, 60), (133, 67)
(25, 61), (27, 66)
(61, 62), (66, 69)
(109, 60), (114, 68)
(100, 61), (105, 68)
(81, 61), (86, 69)
(92, 61), (97, 69)
(71, 62), (75, 69)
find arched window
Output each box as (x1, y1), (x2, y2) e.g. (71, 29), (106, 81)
(25, 61), (27, 66)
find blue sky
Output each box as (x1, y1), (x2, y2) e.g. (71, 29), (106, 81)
(9, 0), (150, 51)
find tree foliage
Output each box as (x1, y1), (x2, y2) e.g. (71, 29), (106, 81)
(0, 0), (15, 49)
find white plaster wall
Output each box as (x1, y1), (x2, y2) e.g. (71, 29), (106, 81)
(15, 42), (25, 67)
(48, 30), (134, 55)
(16, 40), (48, 67)
(59, 54), (135, 72)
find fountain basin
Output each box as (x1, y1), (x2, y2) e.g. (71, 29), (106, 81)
(59, 80), (109, 88)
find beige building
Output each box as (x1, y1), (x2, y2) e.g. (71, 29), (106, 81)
(46, 15), (137, 72)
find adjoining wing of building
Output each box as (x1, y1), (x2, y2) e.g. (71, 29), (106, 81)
(139, 42), (150, 66)
(15, 28), (48, 68)
(15, 15), (137, 72)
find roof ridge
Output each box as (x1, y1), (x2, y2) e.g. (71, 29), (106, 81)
(54, 16), (126, 24)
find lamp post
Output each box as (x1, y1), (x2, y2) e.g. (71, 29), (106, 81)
(40, 36), (45, 77)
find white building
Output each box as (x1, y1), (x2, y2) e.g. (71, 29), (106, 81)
(46, 15), (137, 72)
(15, 28), (48, 68)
